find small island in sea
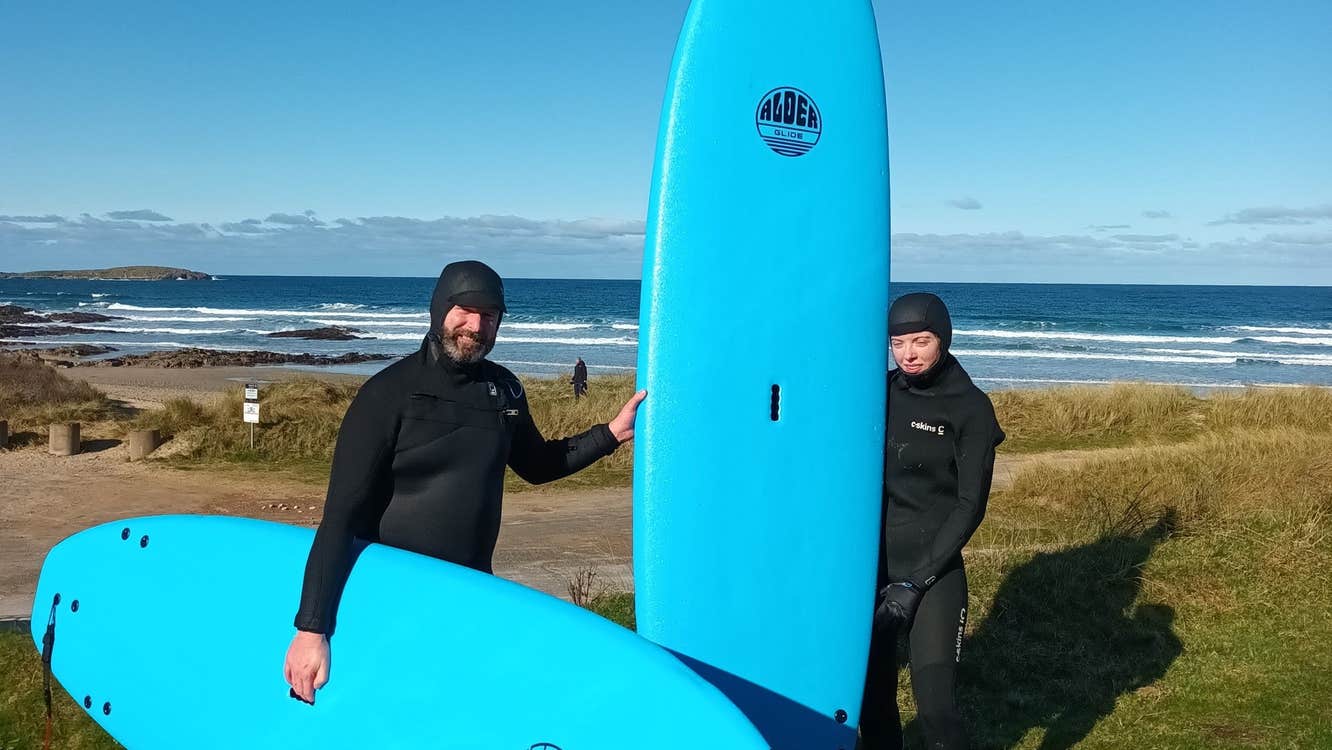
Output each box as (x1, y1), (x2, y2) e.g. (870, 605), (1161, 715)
(0, 265), (212, 281)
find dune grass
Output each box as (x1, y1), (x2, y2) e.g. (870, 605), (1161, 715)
(989, 383), (1202, 453)
(106, 371), (1332, 486)
(991, 383), (1332, 453)
(502, 373), (638, 492)
(0, 354), (117, 446)
(125, 373), (639, 490)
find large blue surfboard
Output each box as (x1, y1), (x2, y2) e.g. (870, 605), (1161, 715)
(634, 1), (890, 747)
(31, 516), (769, 749)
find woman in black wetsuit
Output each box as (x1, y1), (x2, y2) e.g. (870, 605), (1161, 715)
(861, 293), (1004, 750)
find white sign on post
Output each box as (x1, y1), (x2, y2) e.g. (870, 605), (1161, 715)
(244, 385), (259, 400)
(243, 402), (261, 424)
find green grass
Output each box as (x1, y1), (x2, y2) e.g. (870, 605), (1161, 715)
(0, 632), (122, 750)
(585, 592), (636, 630)
(919, 428), (1332, 749)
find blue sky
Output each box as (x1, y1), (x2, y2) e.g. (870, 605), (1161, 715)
(2, 1), (1329, 283)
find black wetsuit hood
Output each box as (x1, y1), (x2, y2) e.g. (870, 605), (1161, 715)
(889, 292), (954, 389)
(425, 260), (507, 373)
(429, 260), (507, 332)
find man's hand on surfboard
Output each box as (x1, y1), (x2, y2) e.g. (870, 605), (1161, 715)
(284, 631), (330, 704)
(609, 390), (648, 443)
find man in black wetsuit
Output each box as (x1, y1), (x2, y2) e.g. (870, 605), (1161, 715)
(572, 357), (589, 400)
(862, 292), (1004, 750)
(283, 260), (646, 704)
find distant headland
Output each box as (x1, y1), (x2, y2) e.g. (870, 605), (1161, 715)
(0, 266), (212, 281)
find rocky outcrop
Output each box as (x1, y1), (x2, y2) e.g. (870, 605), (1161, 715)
(266, 326), (365, 341)
(79, 348), (394, 368)
(45, 312), (124, 323)
(0, 324), (100, 337)
(0, 304), (48, 324)
(0, 344), (118, 363)
(0, 266), (212, 280)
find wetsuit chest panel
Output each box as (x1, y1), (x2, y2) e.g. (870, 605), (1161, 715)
(379, 383), (514, 570)
(886, 407), (957, 482)
(884, 391), (962, 573)
(397, 392), (508, 452)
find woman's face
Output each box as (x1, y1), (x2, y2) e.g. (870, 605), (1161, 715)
(890, 331), (942, 375)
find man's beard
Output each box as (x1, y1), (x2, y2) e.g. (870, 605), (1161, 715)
(439, 327), (494, 365)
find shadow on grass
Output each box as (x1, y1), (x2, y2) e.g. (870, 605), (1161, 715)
(5, 430), (43, 448)
(80, 439), (122, 454)
(946, 511), (1182, 750)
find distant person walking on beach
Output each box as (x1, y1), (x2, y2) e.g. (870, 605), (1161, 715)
(283, 260), (647, 705)
(572, 357), (589, 400)
(861, 293), (1005, 750)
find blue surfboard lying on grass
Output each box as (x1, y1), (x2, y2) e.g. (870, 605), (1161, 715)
(32, 515), (768, 749)
(634, 0), (891, 748)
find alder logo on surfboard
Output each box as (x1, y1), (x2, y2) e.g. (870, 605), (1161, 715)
(755, 87), (822, 157)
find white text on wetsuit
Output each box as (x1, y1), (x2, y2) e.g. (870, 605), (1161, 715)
(911, 420), (946, 436)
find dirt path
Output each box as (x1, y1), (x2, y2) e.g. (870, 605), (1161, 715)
(0, 441), (630, 621)
(992, 449), (1107, 490)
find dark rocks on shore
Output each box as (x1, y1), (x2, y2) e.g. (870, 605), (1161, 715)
(0, 304), (49, 324)
(45, 312), (124, 323)
(78, 348), (394, 368)
(36, 344), (118, 358)
(0, 304), (120, 333)
(0, 323), (101, 338)
(266, 326), (365, 341)
(0, 343), (119, 363)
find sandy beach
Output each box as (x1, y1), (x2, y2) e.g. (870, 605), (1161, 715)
(63, 365), (368, 410)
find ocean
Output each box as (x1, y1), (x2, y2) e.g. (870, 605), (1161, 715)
(3, 276), (1331, 389)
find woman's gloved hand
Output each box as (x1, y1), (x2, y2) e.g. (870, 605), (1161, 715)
(874, 581), (923, 630)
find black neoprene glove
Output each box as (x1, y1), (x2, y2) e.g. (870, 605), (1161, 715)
(874, 581), (923, 630)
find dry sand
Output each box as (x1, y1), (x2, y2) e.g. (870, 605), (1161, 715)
(65, 365), (366, 410)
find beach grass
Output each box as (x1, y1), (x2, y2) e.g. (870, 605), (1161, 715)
(110, 371), (1332, 480)
(121, 373), (640, 491)
(0, 354), (117, 444)
(502, 373), (638, 492)
(0, 631), (122, 750)
(989, 383), (1202, 453)
(991, 382), (1332, 453)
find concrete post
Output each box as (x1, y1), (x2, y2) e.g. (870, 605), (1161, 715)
(48, 422), (80, 456)
(127, 429), (160, 460)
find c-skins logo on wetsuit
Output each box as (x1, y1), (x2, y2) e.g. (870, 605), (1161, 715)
(528, 743), (563, 750)
(755, 87), (821, 157)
